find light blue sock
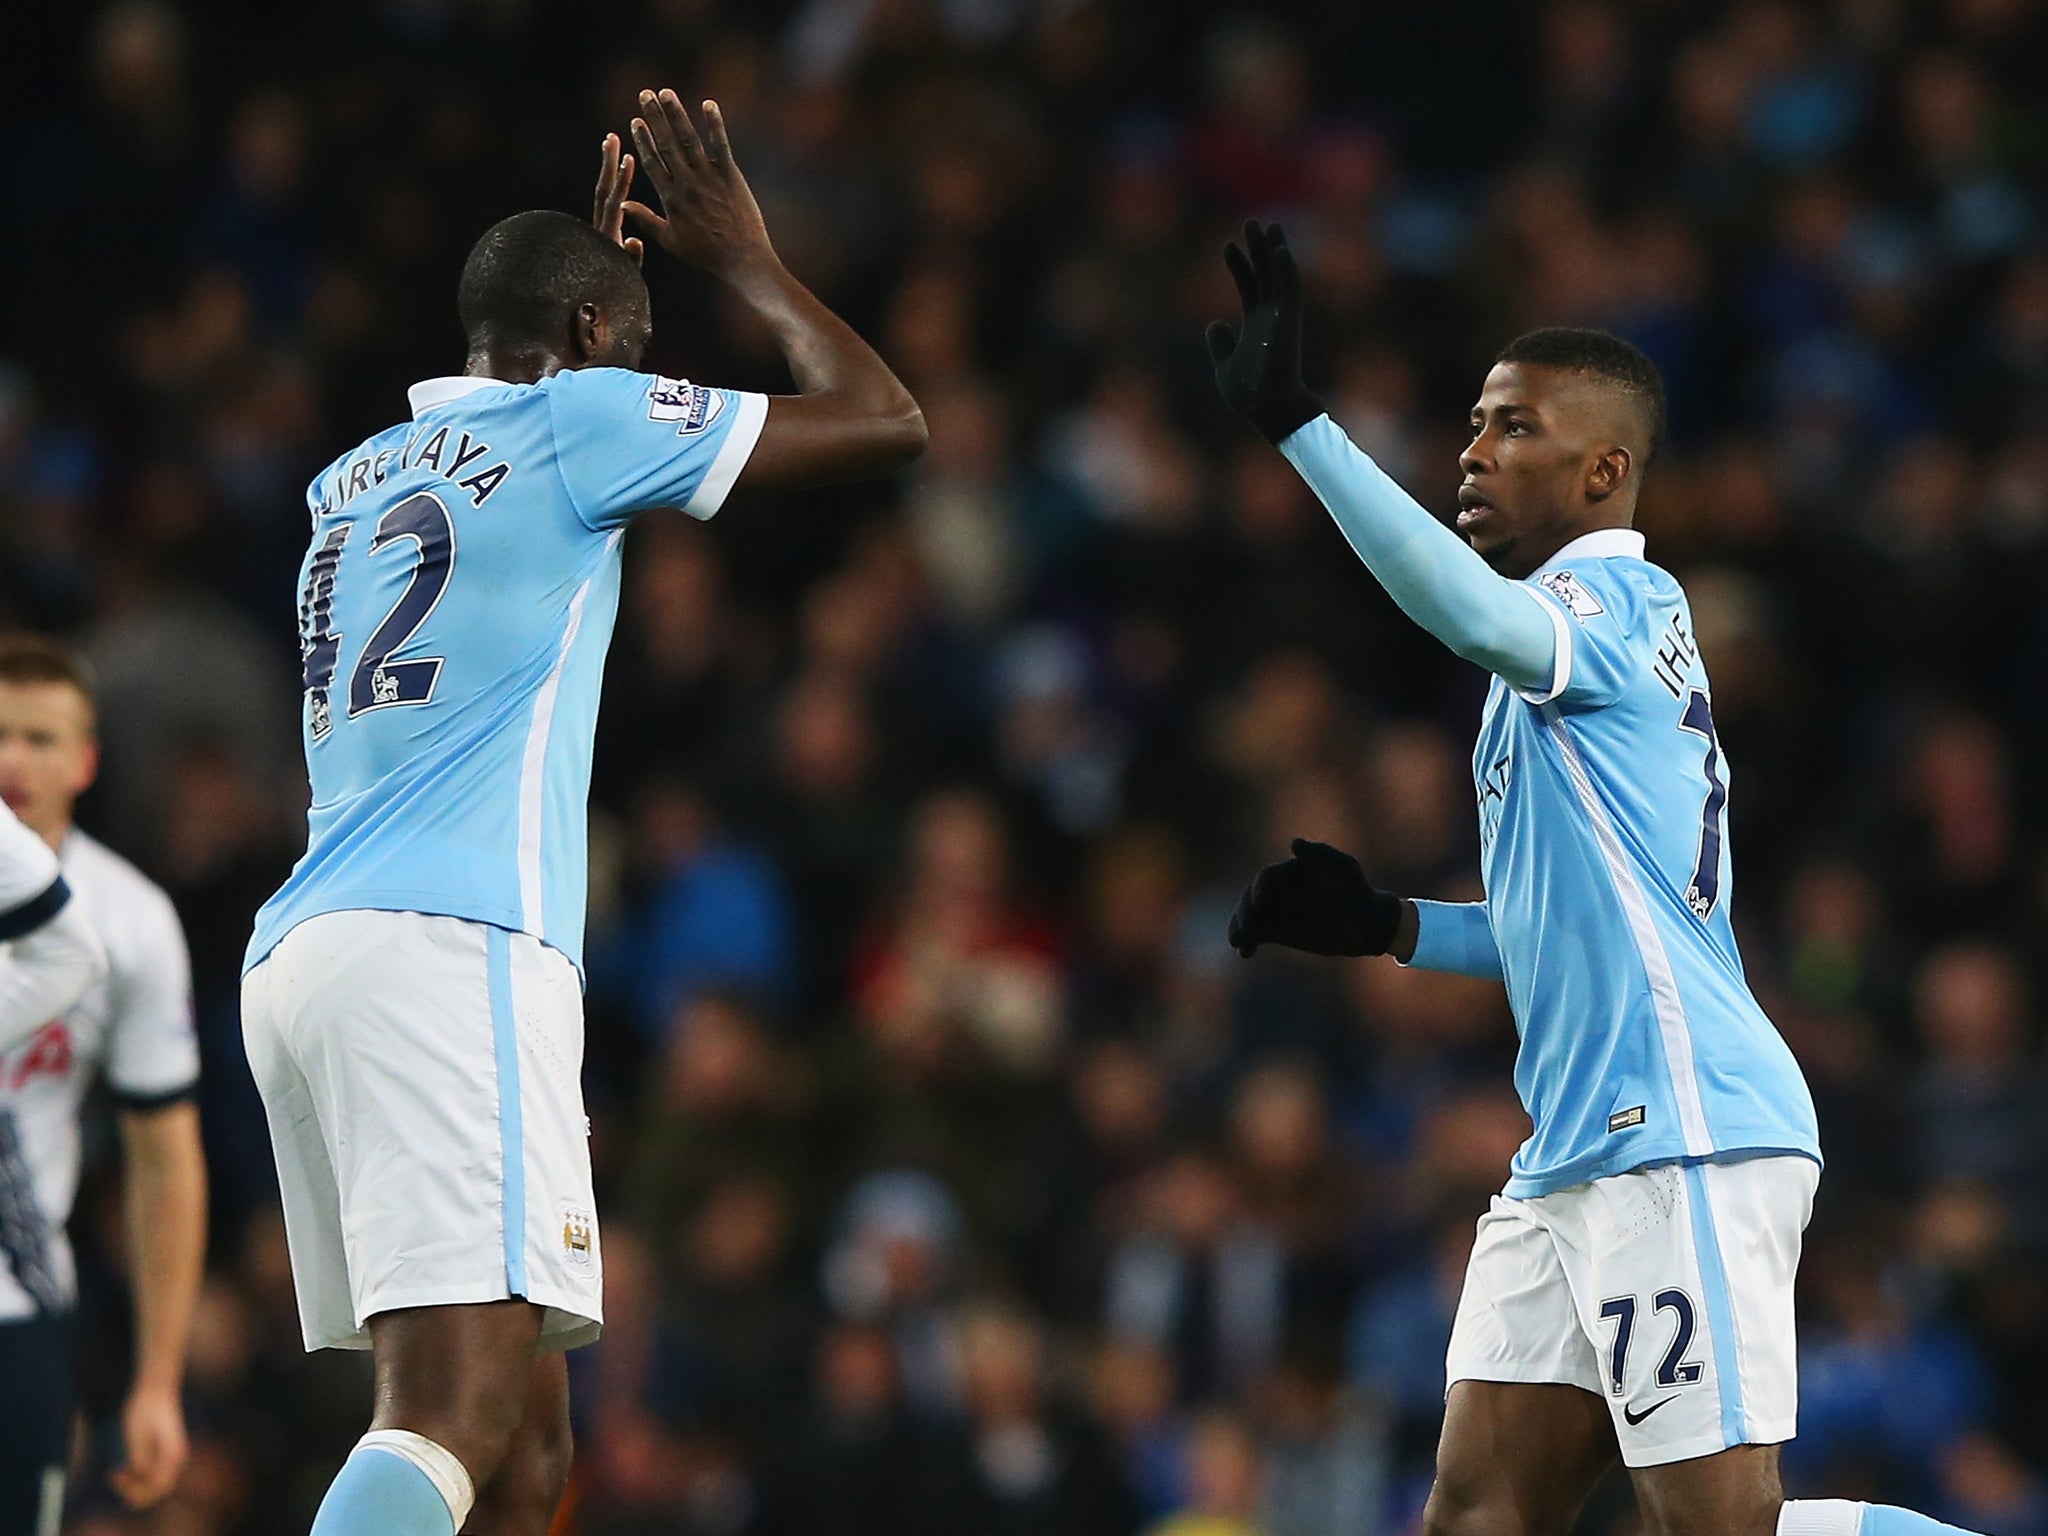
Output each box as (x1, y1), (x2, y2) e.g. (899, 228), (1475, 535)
(1784, 1501), (1989, 1536)
(309, 1445), (457, 1536)
(1859, 1508), (1986, 1536)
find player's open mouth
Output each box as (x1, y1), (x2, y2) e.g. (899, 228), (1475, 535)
(1456, 493), (1495, 529)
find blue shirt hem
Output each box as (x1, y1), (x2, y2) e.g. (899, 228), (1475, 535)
(1503, 1140), (1823, 1199)
(245, 895), (584, 983)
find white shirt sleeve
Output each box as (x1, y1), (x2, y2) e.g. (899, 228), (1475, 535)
(0, 798), (61, 918)
(101, 881), (199, 1104)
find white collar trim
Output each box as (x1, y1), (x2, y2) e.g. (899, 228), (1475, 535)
(1538, 527), (1644, 570)
(407, 375), (517, 417)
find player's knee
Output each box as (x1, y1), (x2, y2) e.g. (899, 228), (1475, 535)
(1422, 1477), (1521, 1536)
(492, 1417), (574, 1533)
(524, 1412), (575, 1516)
(380, 1382), (529, 1488)
(1640, 1492), (1782, 1536)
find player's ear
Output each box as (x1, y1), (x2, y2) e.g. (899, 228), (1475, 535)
(1585, 444), (1631, 503)
(571, 301), (604, 365)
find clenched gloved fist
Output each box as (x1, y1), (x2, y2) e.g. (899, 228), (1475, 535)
(1227, 839), (1404, 959)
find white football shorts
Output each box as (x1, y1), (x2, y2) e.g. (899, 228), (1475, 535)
(242, 909), (602, 1352)
(1444, 1153), (1818, 1467)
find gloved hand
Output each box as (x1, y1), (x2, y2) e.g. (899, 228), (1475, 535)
(1206, 219), (1325, 444)
(1228, 839), (1404, 958)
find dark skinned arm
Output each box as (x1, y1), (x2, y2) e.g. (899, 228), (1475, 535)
(617, 90), (926, 489)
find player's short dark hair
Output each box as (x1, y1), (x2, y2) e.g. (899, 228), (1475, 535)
(456, 210), (645, 351)
(0, 632), (97, 719)
(1496, 327), (1667, 463)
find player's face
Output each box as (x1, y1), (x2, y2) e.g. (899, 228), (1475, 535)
(1457, 362), (1620, 579)
(0, 682), (98, 842)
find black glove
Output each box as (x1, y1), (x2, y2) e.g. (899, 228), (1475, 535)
(1206, 219), (1325, 444)
(1228, 839), (1404, 959)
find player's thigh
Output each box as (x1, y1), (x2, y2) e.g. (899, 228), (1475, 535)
(1630, 1441), (1782, 1536)
(1434, 1196), (1617, 1534)
(1427, 1380), (1618, 1536)
(464, 1352), (573, 1536)
(1444, 1193), (1609, 1399)
(1549, 1156), (1815, 1471)
(369, 1299), (544, 1478)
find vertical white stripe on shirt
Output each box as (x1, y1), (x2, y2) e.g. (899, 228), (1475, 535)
(517, 575), (596, 934)
(1543, 708), (1716, 1159)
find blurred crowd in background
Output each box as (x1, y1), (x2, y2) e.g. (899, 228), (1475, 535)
(5, 0), (2048, 1531)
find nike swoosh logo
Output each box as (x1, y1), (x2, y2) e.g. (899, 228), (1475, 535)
(1624, 1397), (1677, 1426)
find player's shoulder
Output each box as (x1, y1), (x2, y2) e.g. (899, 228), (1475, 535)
(1529, 531), (1679, 625)
(537, 364), (648, 407)
(540, 365), (731, 433)
(304, 418), (416, 518)
(60, 831), (184, 948)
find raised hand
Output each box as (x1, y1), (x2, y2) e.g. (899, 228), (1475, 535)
(1207, 219), (1324, 444)
(1227, 839), (1404, 959)
(624, 90), (776, 279)
(593, 131), (644, 267)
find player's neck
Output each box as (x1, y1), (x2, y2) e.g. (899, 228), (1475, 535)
(1530, 514), (1636, 572)
(464, 349), (565, 387)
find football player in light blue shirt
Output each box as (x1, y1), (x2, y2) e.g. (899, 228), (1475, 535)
(1214, 222), (1977, 1536)
(250, 93), (924, 1536)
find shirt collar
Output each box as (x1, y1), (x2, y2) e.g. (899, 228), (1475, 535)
(1536, 527), (1645, 571)
(407, 375), (517, 418)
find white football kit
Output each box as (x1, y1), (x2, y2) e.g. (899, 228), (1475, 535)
(0, 829), (198, 1322)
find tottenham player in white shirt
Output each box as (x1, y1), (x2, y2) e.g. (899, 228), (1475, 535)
(0, 634), (206, 1533)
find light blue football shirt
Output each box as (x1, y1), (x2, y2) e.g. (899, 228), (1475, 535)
(1408, 529), (1820, 1195)
(245, 367), (768, 977)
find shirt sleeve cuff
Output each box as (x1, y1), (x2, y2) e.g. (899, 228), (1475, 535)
(1401, 899), (1500, 978)
(111, 1081), (200, 1112)
(1273, 412), (1331, 454)
(684, 391), (771, 520)
(0, 874), (70, 941)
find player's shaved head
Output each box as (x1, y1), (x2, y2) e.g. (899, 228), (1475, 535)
(1495, 328), (1665, 466)
(1457, 329), (1668, 577)
(457, 209), (649, 361)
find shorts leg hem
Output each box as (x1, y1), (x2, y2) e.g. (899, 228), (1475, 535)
(1620, 1424), (1794, 1468)
(302, 1279), (603, 1352)
(1444, 1366), (1606, 1396)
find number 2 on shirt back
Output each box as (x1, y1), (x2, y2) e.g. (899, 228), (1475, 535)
(296, 491), (455, 737)
(1676, 689), (1727, 921)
